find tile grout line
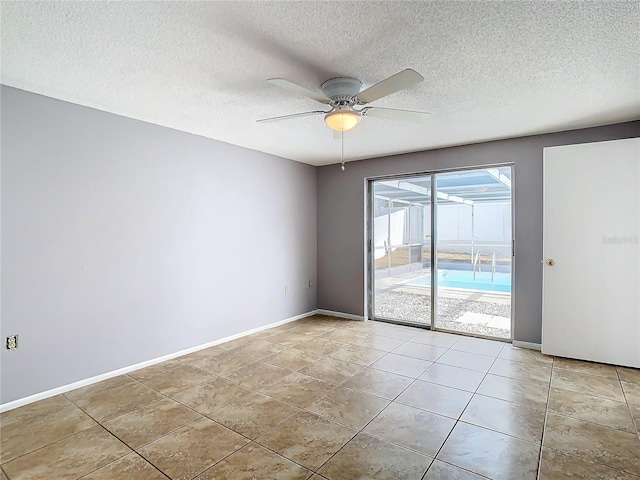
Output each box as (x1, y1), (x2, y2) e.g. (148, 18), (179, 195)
(256, 325), (396, 475)
(73, 423), (160, 480)
(618, 368), (640, 438)
(307, 328), (542, 478)
(107, 354), (328, 476)
(544, 407), (640, 436)
(180, 442), (255, 480)
(418, 342), (506, 480)
(539, 360), (640, 479)
(0, 326), (515, 475)
(118, 323), (382, 477)
(7, 317), (636, 479)
(298, 318), (536, 478)
(313, 328), (506, 479)
(272, 333), (417, 476)
(288, 330), (637, 476)
(419, 343), (504, 479)
(0, 320), (441, 477)
(535, 355), (554, 480)
(64, 375), (209, 479)
(0, 388), (145, 468)
(285, 326), (424, 476)
(551, 365), (630, 399)
(538, 442), (640, 478)
(50, 355), (306, 478)
(76, 431), (172, 480)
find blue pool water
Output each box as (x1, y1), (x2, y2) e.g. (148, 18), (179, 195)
(406, 269), (512, 293)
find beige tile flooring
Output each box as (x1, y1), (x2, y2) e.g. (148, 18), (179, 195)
(2, 315), (640, 480)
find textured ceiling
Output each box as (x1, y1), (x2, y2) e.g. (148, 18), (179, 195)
(1, 1), (639, 166)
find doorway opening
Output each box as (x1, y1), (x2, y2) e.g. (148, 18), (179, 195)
(369, 166), (513, 340)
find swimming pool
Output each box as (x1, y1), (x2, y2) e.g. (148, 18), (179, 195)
(406, 269), (512, 292)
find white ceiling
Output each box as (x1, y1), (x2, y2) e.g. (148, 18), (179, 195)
(2, 1), (639, 166)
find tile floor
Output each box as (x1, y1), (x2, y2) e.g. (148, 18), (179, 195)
(1, 315), (639, 480)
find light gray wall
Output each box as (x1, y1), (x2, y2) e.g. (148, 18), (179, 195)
(317, 121), (639, 344)
(0, 86), (317, 404)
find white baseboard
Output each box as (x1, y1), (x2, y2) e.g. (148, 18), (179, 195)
(512, 341), (542, 351)
(316, 309), (365, 321)
(0, 310), (317, 413)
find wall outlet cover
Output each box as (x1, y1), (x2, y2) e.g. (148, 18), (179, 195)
(6, 335), (18, 350)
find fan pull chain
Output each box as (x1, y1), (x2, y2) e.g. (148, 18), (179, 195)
(341, 128), (345, 171)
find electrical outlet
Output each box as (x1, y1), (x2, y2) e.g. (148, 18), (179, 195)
(285, 285), (290, 294)
(6, 335), (18, 350)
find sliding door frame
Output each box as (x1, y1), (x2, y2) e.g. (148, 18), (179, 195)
(366, 163), (515, 342)
(367, 175), (433, 329)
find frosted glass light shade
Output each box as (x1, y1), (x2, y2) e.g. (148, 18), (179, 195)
(325, 111), (361, 132)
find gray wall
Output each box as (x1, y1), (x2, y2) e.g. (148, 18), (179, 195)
(317, 121), (639, 344)
(1, 86), (317, 404)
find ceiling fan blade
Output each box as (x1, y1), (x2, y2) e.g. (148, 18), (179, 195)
(356, 69), (424, 104)
(267, 78), (331, 104)
(362, 107), (431, 123)
(256, 111), (327, 123)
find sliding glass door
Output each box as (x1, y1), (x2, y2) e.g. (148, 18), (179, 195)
(370, 166), (513, 340)
(434, 168), (512, 339)
(371, 176), (432, 326)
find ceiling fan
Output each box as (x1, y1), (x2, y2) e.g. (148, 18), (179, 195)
(256, 69), (430, 133)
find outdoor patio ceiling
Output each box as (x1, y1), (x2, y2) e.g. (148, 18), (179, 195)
(374, 168), (512, 205)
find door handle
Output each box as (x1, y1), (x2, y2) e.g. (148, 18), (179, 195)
(545, 259), (555, 266)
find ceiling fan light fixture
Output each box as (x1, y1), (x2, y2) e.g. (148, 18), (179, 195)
(324, 108), (361, 132)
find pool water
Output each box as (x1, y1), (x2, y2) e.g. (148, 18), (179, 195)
(406, 269), (512, 293)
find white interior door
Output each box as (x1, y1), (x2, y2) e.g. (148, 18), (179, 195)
(542, 138), (640, 367)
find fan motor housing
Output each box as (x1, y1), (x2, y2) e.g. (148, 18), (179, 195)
(321, 77), (362, 100)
